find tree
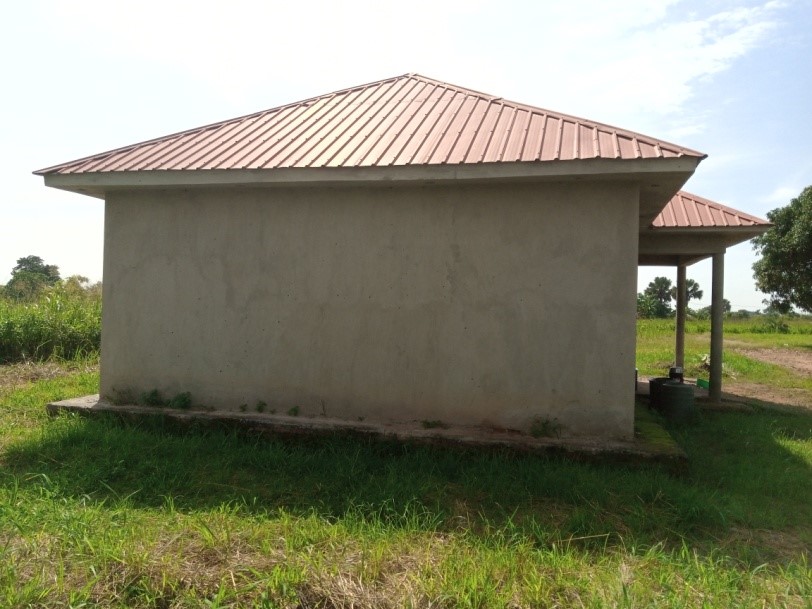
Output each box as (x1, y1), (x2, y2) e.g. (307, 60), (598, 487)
(636, 292), (659, 318)
(12, 255), (61, 284)
(61, 275), (102, 300)
(4, 272), (48, 301)
(4, 255), (61, 301)
(752, 186), (812, 313)
(670, 278), (703, 304)
(642, 276), (674, 318)
(695, 298), (731, 320)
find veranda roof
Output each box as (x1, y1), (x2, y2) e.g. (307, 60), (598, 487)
(654, 191), (767, 229)
(641, 191), (769, 266)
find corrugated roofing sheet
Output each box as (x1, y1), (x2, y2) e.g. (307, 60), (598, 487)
(36, 73), (705, 176)
(653, 191), (769, 229)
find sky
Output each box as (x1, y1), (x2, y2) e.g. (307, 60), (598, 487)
(1, 0), (810, 310)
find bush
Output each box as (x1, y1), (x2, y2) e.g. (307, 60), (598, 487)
(751, 315), (791, 334)
(0, 284), (101, 363)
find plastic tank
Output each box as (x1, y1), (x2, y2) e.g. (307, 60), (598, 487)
(659, 381), (696, 423)
(649, 377), (672, 410)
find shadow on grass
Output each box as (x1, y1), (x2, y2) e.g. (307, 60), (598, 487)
(2, 405), (811, 565)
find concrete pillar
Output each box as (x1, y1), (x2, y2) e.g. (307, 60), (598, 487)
(675, 264), (687, 368)
(710, 252), (725, 402)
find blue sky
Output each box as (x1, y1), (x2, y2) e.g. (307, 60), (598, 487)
(2, 0), (809, 310)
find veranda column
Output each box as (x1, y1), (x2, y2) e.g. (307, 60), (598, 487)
(675, 264), (687, 368)
(709, 251), (725, 402)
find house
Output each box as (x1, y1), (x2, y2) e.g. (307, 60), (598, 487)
(35, 74), (769, 440)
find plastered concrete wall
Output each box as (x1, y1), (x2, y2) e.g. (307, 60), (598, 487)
(101, 181), (639, 438)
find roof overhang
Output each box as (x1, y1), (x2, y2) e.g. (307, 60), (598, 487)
(41, 156), (702, 202)
(638, 226), (770, 266)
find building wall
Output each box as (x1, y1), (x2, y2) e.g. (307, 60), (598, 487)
(101, 181), (639, 438)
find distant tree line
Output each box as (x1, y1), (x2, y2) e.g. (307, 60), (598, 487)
(636, 275), (800, 320)
(0, 255), (101, 302)
(636, 276), (735, 320)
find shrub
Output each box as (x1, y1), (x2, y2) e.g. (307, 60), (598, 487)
(0, 284), (101, 363)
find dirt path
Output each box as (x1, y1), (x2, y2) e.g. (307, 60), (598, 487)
(719, 343), (811, 410)
(722, 381), (812, 412)
(732, 347), (812, 377)
(0, 361), (98, 395)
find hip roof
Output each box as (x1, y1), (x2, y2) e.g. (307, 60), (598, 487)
(36, 73), (706, 176)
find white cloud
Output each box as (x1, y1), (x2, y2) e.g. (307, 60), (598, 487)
(500, 1), (784, 132)
(762, 185), (802, 205)
(43, 0), (784, 127)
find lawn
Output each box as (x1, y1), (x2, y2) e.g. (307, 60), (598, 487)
(0, 319), (810, 607)
(636, 317), (812, 398)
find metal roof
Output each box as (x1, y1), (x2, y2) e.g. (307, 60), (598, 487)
(36, 73), (705, 176)
(653, 191), (769, 229)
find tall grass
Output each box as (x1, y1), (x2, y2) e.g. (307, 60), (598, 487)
(0, 286), (101, 363)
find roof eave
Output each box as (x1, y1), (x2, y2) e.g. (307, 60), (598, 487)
(41, 156), (703, 198)
(646, 225), (771, 236)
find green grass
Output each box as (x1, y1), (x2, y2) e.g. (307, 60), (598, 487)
(636, 317), (812, 386)
(638, 317), (812, 339)
(723, 352), (812, 391)
(0, 287), (101, 363)
(0, 366), (810, 607)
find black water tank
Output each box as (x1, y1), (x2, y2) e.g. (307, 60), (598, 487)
(659, 381), (696, 423)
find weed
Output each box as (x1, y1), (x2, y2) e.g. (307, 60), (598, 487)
(239, 404), (247, 413)
(139, 389), (165, 407)
(167, 392), (192, 410)
(256, 401), (266, 413)
(421, 419), (447, 429)
(287, 406), (300, 417)
(753, 314), (791, 334)
(529, 416), (562, 438)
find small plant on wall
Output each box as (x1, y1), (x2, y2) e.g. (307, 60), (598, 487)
(139, 389), (165, 407)
(167, 392), (192, 410)
(137, 389), (193, 409)
(529, 416), (562, 438)
(421, 420), (448, 429)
